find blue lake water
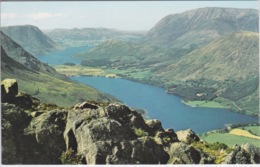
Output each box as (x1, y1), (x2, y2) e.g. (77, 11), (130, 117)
(37, 46), (92, 65)
(38, 46), (258, 134)
(70, 76), (258, 134)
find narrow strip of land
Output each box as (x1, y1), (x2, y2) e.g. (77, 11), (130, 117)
(182, 100), (226, 109)
(54, 65), (117, 77)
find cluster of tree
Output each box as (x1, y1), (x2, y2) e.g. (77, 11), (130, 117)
(220, 77), (258, 101)
(168, 83), (217, 101)
(63, 62), (76, 66)
(81, 59), (110, 67)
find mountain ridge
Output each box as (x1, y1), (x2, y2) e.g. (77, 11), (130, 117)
(145, 7), (258, 48)
(1, 25), (60, 56)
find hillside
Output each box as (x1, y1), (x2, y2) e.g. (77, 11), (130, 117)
(2, 83), (259, 164)
(46, 28), (144, 47)
(0, 31), (64, 79)
(145, 7), (258, 48)
(1, 32), (116, 107)
(157, 31), (259, 81)
(1, 25), (59, 55)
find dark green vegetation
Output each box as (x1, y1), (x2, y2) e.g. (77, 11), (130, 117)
(1, 25), (60, 55)
(46, 28), (144, 47)
(2, 84), (259, 164)
(1, 31), (116, 107)
(76, 7), (259, 116)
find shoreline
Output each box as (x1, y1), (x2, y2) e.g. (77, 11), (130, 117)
(54, 65), (258, 117)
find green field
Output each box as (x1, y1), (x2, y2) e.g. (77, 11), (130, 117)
(201, 133), (260, 148)
(183, 100), (226, 109)
(242, 126), (260, 136)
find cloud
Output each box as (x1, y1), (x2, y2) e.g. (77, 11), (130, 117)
(1, 13), (17, 19)
(26, 12), (64, 20)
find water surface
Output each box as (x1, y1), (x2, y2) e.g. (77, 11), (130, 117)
(70, 76), (258, 134)
(38, 46), (92, 65)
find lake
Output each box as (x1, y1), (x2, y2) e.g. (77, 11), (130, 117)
(38, 46), (258, 134)
(70, 76), (258, 134)
(37, 46), (92, 65)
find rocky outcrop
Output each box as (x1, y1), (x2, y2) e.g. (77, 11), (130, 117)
(1, 80), (259, 164)
(64, 103), (169, 164)
(1, 78), (18, 102)
(176, 129), (200, 144)
(224, 144), (260, 164)
(167, 142), (214, 164)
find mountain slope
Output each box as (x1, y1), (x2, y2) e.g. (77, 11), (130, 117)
(1, 32), (116, 107)
(157, 31), (259, 81)
(145, 7), (258, 48)
(1, 25), (59, 55)
(0, 31), (64, 79)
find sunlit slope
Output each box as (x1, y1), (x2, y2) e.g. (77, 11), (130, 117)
(157, 31), (259, 81)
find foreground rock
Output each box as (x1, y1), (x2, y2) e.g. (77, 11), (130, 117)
(168, 142), (214, 164)
(64, 103), (169, 164)
(2, 79), (260, 164)
(224, 143), (260, 164)
(1, 78), (18, 102)
(176, 129), (200, 144)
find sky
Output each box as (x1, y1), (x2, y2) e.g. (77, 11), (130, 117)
(1, 1), (259, 31)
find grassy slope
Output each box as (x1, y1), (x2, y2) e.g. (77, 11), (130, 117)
(1, 47), (115, 107)
(1, 70), (113, 107)
(159, 31), (258, 81)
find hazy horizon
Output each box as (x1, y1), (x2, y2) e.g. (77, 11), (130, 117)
(1, 1), (259, 31)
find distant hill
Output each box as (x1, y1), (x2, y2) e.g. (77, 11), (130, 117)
(1, 25), (59, 56)
(157, 31), (259, 81)
(1, 32), (116, 107)
(145, 7), (258, 48)
(46, 28), (144, 47)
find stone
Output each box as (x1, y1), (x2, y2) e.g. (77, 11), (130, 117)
(167, 142), (213, 164)
(1, 78), (18, 102)
(74, 101), (98, 110)
(224, 143), (260, 164)
(25, 109), (68, 164)
(176, 129), (200, 144)
(63, 103), (169, 164)
(241, 143), (260, 164)
(145, 119), (164, 135)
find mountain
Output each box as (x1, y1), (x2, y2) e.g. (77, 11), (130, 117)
(1, 25), (59, 55)
(1, 32), (116, 107)
(0, 31), (64, 79)
(156, 31), (259, 81)
(2, 84), (259, 164)
(145, 7), (258, 48)
(76, 8), (259, 115)
(46, 28), (144, 47)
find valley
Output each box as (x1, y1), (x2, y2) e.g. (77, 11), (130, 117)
(1, 5), (259, 165)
